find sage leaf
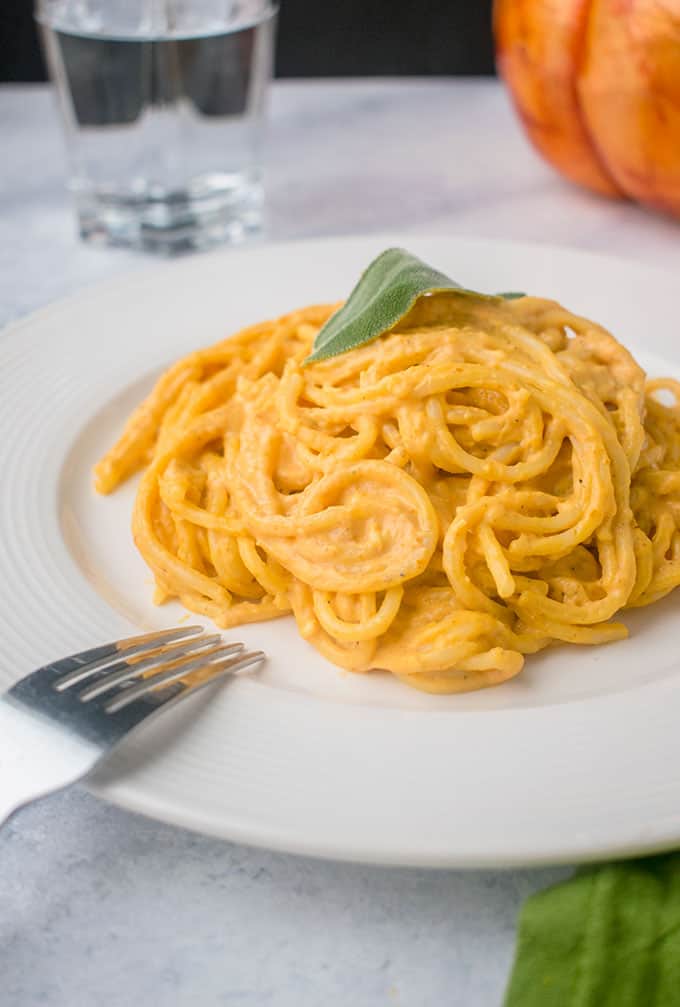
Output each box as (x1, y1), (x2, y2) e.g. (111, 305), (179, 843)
(306, 247), (525, 363)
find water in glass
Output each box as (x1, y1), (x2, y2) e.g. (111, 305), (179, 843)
(36, 1), (277, 251)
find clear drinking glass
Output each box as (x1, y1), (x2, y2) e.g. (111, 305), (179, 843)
(36, 1), (278, 252)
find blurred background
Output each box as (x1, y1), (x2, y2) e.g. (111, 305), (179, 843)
(0, 0), (495, 80)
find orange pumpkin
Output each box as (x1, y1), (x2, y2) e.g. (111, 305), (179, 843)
(494, 0), (680, 217)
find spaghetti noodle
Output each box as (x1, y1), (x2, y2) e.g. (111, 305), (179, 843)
(95, 292), (680, 693)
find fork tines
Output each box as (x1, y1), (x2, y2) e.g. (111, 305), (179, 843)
(52, 626), (263, 713)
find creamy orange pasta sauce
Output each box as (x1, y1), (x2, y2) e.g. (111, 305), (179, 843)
(95, 293), (680, 693)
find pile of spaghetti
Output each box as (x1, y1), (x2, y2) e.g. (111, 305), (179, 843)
(95, 293), (680, 693)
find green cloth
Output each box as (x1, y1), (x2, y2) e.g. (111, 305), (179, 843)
(504, 854), (680, 1006)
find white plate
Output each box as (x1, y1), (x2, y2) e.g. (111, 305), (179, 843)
(2, 234), (679, 867)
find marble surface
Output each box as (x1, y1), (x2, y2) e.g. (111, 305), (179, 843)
(0, 78), (677, 1007)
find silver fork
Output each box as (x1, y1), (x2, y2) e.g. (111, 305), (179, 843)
(0, 625), (264, 826)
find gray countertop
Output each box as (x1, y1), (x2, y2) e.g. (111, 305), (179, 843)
(1, 78), (677, 1007)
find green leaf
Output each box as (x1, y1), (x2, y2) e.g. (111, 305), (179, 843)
(305, 247), (525, 363)
(504, 853), (680, 1007)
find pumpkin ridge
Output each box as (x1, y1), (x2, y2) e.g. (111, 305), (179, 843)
(571, 0), (625, 196)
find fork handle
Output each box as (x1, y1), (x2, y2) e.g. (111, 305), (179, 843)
(0, 703), (97, 827)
